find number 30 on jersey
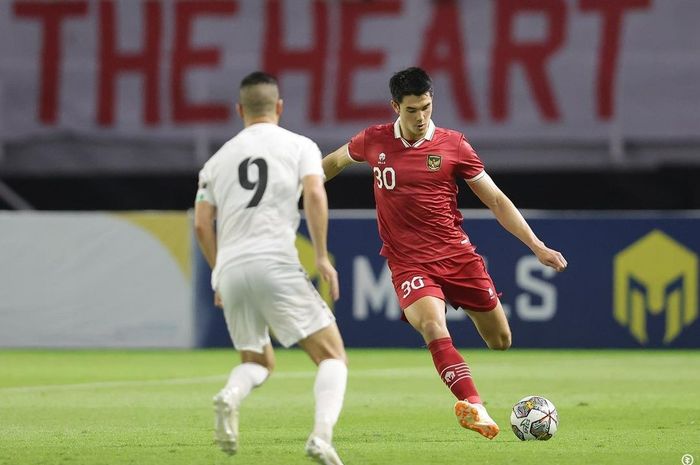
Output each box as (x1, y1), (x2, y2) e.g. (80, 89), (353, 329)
(373, 167), (396, 190)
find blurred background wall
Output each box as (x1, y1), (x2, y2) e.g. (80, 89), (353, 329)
(0, 0), (698, 348)
(0, 0), (698, 209)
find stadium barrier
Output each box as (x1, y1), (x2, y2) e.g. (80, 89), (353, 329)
(0, 211), (193, 348)
(1, 210), (697, 348)
(194, 211), (700, 349)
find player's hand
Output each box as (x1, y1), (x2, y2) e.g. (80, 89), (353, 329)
(316, 256), (340, 301)
(534, 245), (568, 272)
(214, 290), (223, 309)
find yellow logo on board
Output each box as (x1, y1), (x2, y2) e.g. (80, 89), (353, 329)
(613, 230), (697, 345)
(296, 234), (335, 310)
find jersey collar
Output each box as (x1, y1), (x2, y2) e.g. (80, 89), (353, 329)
(393, 118), (436, 148)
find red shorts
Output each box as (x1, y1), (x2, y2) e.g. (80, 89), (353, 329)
(388, 251), (500, 314)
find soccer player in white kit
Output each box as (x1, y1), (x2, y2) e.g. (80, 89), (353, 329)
(194, 71), (347, 465)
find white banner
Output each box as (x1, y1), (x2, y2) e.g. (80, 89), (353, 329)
(0, 212), (193, 348)
(1, 0), (699, 147)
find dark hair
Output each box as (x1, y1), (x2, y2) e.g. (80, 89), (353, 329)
(389, 67), (433, 103)
(240, 71), (278, 89)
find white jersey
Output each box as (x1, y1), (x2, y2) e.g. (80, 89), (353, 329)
(196, 122), (324, 289)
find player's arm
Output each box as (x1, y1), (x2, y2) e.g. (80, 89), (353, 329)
(194, 200), (217, 269)
(322, 143), (354, 182)
(468, 173), (568, 272)
(302, 174), (340, 300)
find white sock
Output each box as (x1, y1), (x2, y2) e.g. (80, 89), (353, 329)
(312, 358), (347, 443)
(220, 362), (269, 406)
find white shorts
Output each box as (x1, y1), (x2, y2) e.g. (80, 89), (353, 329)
(217, 260), (335, 353)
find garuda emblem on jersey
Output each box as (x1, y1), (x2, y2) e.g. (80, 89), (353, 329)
(427, 154), (442, 171)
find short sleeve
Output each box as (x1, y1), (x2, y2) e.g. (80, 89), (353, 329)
(298, 139), (324, 180)
(456, 136), (486, 183)
(195, 164), (216, 205)
(347, 129), (368, 162)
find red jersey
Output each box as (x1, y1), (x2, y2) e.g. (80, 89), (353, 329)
(348, 119), (486, 264)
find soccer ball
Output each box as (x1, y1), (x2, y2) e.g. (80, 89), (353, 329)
(510, 396), (559, 441)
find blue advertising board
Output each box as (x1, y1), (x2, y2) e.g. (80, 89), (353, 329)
(194, 211), (700, 348)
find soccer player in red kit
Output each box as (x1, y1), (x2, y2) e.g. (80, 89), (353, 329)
(323, 67), (567, 440)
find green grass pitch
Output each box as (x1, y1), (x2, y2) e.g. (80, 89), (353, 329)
(1, 349), (698, 465)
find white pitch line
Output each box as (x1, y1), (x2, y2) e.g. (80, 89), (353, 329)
(0, 374), (228, 394)
(0, 367), (431, 394)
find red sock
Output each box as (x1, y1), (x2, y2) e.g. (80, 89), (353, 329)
(427, 337), (481, 404)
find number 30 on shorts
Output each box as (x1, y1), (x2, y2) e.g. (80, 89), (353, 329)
(401, 276), (425, 298)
